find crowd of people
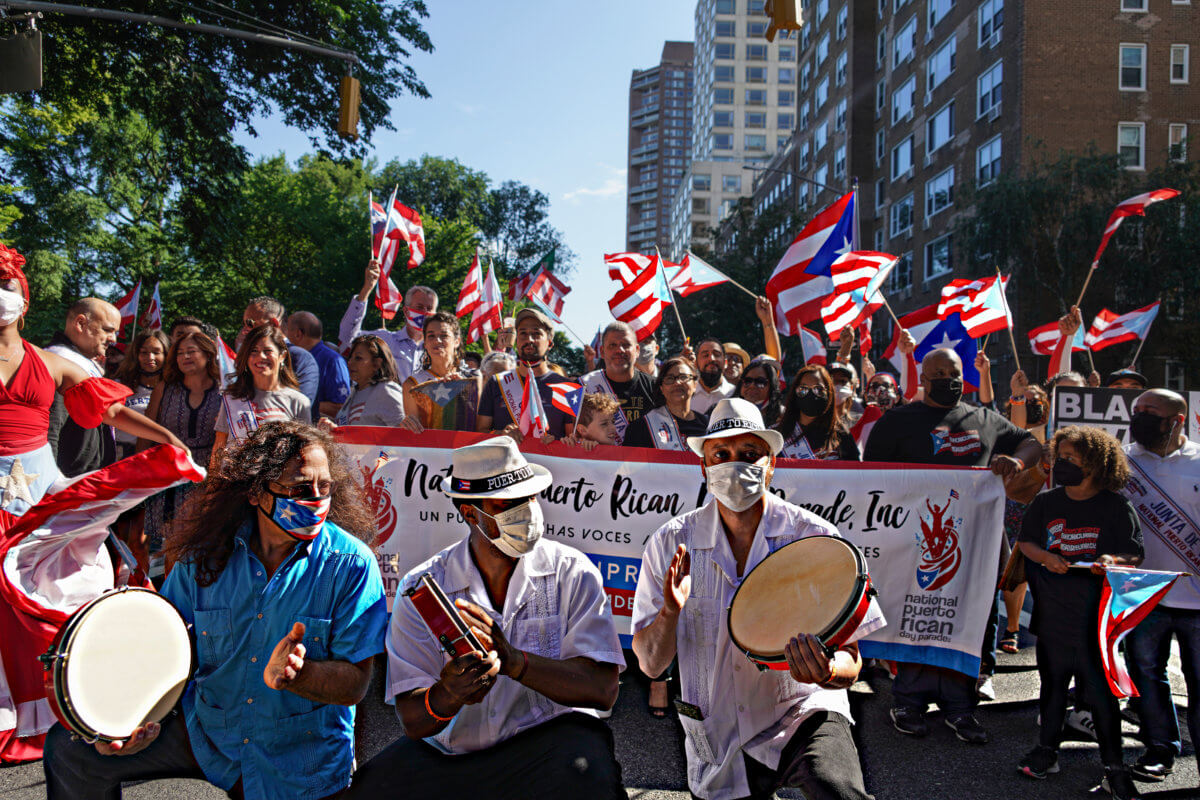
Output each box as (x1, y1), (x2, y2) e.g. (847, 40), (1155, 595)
(0, 245), (1196, 800)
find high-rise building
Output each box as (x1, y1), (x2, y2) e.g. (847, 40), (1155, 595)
(625, 42), (695, 254)
(666, 0), (799, 258)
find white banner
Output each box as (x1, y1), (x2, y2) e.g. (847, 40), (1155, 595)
(335, 429), (1006, 678)
(1189, 391), (1200, 442)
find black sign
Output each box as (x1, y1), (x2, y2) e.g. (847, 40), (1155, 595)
(1051, 386), (1145, 443)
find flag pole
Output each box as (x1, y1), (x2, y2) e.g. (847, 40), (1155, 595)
(367, 189), (375, 260)
(1073, 266), (1096, 309)
(1085, 349), (1096, 375)
(1129, 334), (1149, 369)
(996, 268), (1022, 372)
(656, 245), (689, 344)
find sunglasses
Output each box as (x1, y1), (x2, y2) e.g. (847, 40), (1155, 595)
(741, 377), (771, 388)
(795, 386), (827, 397)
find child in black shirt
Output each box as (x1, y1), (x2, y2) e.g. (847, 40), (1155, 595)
(1017, 425), (1143, 798)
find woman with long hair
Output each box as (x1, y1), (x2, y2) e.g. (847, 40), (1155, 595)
(211, 324), (309, 468)
(328, 334), (416, 429)
(734, 358), (783, 428)
(112, 329), (169, 459)
(775, 364), (860, 460)
(402, 311), (480, 432)
(140, 332), (223, 558)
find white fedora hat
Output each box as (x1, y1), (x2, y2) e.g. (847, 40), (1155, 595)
(686, 398), (784, 457)
(443, 436), (553, 500)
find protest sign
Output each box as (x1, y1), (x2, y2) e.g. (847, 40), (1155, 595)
(334, 428), (1005, 678)
(1051, 386), (1144, 442)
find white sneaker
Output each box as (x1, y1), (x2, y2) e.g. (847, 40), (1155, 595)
(1065, 708), (1096, 741)
(976, 675), (996, 701)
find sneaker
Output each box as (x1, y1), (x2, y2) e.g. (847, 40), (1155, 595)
(976, 675), (996, 701)
(890, 707), (929, 737)
(1018, 745), (1060, 779)
(1066, 707), (1096, 741)
(1101, 766), (1141, 800)
(1130, 745), (1175, 782)
(945, 712), (989, 744)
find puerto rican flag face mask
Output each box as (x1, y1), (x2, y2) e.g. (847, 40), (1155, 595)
(265, 490), (331, 541)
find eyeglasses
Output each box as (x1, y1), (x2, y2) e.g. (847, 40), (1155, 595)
(662, 373), (697, 385)
(741, 377), (771, 388)
(795, 386), (826, 397)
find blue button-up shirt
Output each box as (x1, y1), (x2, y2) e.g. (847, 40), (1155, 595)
(162, 520), (387, 800)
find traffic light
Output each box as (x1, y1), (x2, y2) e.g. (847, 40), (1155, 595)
(0, 22), (42, 93)
(337, 74), (360, 140)
(764, 0), (804, 42)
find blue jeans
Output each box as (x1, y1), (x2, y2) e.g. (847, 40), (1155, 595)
(1127, 605), (1200, 756)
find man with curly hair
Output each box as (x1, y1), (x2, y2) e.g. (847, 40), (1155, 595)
(43, 421), (389, 800)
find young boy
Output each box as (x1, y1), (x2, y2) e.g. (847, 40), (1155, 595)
(569, 392), (620, 449)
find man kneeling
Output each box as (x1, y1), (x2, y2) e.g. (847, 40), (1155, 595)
(347, 436), (626, 799)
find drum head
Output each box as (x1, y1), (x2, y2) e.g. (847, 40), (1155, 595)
(62, 590), (191, 740)
(729, 536), (861, 658)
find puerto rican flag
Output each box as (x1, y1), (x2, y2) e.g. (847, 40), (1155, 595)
(467, 260), (503, 344)
(526, 268), (571, 320)
(549, 381), (584, 417)
(137, 282), (163, 331)
(830, 251), (897, 296)
(820, 285), (883, 337)
(1098, 567), (1182, 697)
(607, 255), (672, 342)
(519, 372), (550, 438)
(1027, 320), (1087, 356)
(456, 248), (483, 319)
(766, 191), (856, 336)
(799, 327), (827, 366)
(374, 189), (426, 319)
(273, 495), (330, 536)
(369, 193), (387, 260)
(883, 304), (979, 393)
(508, 250), (559, 303)
(1085, 301), (1161, 351)
(937, 275), (1012, 338)
(667, 251), (730, 297)
(604, 252), (655, 286)
(113, 280), (141, 340)
(1091, 189), (1180, 269)
(215, 335), (238, 387)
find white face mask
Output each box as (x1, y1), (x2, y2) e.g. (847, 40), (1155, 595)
(476, 499), (544, 559)
(835, 383), (854, 403)
(705, 458), (770, 512)
(0, 289), (25, 327)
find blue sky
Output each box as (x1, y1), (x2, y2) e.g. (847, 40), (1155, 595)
(238, 0), (697, 343)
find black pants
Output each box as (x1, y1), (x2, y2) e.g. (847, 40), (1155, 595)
(737, 711), (874, 800)
(892, 662), (977, 716)
(42, 713), (215, 800)
(1035, 639), (1123, 766)
(345, 712), (624, 800)
(980, 590), (1000, 677)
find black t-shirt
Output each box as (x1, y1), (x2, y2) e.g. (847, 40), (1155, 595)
(600, 371), (658, 426)
(862, 401), (1032, 467)
(1018, 488), (1143, 645)
(478, 370), (572, 438)
(623, 408), (710, 449)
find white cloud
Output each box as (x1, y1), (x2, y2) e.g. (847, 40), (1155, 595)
(563, 167), (627, 203)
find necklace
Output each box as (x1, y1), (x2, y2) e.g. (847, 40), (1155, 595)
(0, 343), (22, 363)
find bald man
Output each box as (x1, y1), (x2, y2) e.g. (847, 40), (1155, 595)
(864, 347), (1043, 744)
(1121, 389), (1200, 782)
(46, 298), (122, 475)
(286, 311), (351, 418)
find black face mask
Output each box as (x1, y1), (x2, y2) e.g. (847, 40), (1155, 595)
(796, 392), (828, 417)
(1026, 403), (1045, 426)
(927, 377), (963, 407)
(1129, 411), (1172, 449)
(1052, 460), (1085, 487)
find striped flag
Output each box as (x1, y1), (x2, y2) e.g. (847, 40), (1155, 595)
(605, 252), (655, 286)
(830, 251), (897, 295)
(113, 280), (141, 340)
(215, 335), (238, 387)
(1027, 320), (1087, 356)
(937, 275), (1012, 338)
(375, 191), (426, 318)
(820, 286), (883, 337)
(526, 268), (571, 320)
(456, 248), (483, 319)
(799, 327), (827, 366)
(467, 261), (503, 344)
(1098, 567), (1182, 697)
(549, 381), (584, 417)
(766, 191), (856, 336)
(1091, 189), (1180, 269)
(138, 282), (163, 331)
(1085, 301), (1161, 351)
(667, 252), (730, 297)
(508, 250), (559, 301)
(519, 372), (550, 438)
(607, 256), (672, 342)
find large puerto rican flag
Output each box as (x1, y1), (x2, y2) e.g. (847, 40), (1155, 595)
(1027, 320), (1087, 356)
(883, 304), (979, 393)
(1098, 566), (1181, 697)
(1091, 188), (1180, 269)
(113, 280), (141, 340)
(766, 191), (856, 336)
(937, 275), (1013, 338)
(667, 251), (730, 297)
(608, 256), (672, 342)
(604, 252), (655, 286)
(1085, 301), (1161, 351)
(467, 260), (503, 344)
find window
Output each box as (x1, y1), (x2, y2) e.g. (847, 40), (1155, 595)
(693, 173), (711, 191)
(928, 36), (957, 91)
(693, 197), (709, 214)
(894, 18), (916, 66)
(778, 112), (796, 129)
(779, 45), (796, 62)
(714, 87), (734, 104)
(1120, 44), (1146, 90)
(925, 235), (952, 280)
(723, 174), (742, 192)
(817, 33), (831, 65)
(746, 88), (767, 105)
(749, 0), (766, 13)
(816, 77), (830, 106)
(1169, 123), (1188, 162)
(715, 19), (736, 36)
(977, 134), (1002, 184)
(892, 252), (913, 290)
(1171, 44), (1190, 83)
(800, 99), (811, 125)
(877, 32), (887, 66)
(927, 101), (955, 153)
(715, 0), (735, 12)
(875, 177), (887, 209)
(892, 75), (916, 124)
(926, 166), (955, 216)
(876, 79), (887, 114)
(747, 43), (768, 61)
(978, 0), (1003, 45)
(779, 67), (796, 82)
(928, 0), (954, 28)
(714, 111), (734, 127)
(778, 134), (792, 149)
(837, 5), (849, 38)
(876, 128), (887, 163)
(798, 140), (811, 168)
(713, 133), (734, 150)
(816, 0), (829, 22)
(1118, 122), (1145, 169)
(715, 65), (735, 82)
(715, 42), (735, 60)
(815, 163), (830, 188)
(892, 136), (914, 179)
(746, 66), (767, 82)
(747, 20), (768, 36)
(891, 193), (914, 236)
(836, 51), (848, 85)
(1165, 360), (1187, 393)
(834, 145), (847, 178)
(746, 134), (767, 150)
(801, 23), (811, 49)
(801, 62), (812, 91)
(745, 111), (767, 128)
(977, 61), (1002, 116)
(1120, 0), (1147, 10)
(816, 121), (829, 151)
(779, 89), (795, 106)
(836, 98), (848, 130)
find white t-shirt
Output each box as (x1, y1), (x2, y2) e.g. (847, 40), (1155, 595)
(1123, 439), (1200, 608)
(214, 386), (311, 433)
(691, 378), (735, 415)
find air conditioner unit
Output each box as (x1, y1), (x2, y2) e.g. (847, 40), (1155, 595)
(923, 216), (931, 230)
(923, 91), (932, 107)
(905, 167), (915, 180)
(987, 103), (1002, 122)
(904, 109), (914, 123)
(924, 27), (934, 44)
(924, 152), (934, 167)
(899, 286), (913, 301)
(905, 228), (914, 240)
(987, 31), (1001, 48)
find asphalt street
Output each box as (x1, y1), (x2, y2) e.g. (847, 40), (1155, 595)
(2, 627), (1195, 799)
